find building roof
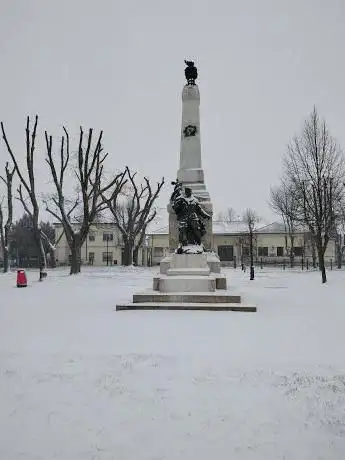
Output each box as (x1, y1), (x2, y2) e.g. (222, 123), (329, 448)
(53, 219), (305, 236)
(148, 224), (169, 235)
(256, 222), (308, 233)
(146, 220), (297, 236)
(212, 221), (249, 234)
(256, 222), (287, 234)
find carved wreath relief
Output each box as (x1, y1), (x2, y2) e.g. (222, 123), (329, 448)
(183, 125), (197, 138)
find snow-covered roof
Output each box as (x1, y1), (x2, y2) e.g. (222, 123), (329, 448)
(256, 222), (308, 233)
(148, 225), (169, 235)
(54, 219), (305, 236)
(147, 220), (296, 236)
(212, 221), (248, 234)
(255, 222), (287, 234)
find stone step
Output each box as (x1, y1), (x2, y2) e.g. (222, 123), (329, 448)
(116, 302), (256, 312)
(166, 268), (211, 276)
(133, 292), (241, 304)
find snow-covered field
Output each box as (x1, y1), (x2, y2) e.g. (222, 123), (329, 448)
(1, 266), (345, 459)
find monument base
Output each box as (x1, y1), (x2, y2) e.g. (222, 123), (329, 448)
(116, 252), (256, 312)
(117, 303), (256, 312)
(159, 251), (225, 288)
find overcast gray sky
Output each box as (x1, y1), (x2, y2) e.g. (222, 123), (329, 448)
(1, 0), (345, 223)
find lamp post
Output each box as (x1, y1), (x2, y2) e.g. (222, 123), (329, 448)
(144, 235), (151, 267)
(106, 235), (109, 266)
(85, 234), (88, 263)
(249, 232), (254, 280)
(144, 235), (149, 266)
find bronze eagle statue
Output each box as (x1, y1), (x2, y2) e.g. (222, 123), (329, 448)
(184, 60), (198, 85)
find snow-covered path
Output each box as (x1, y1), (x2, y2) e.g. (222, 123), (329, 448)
(1, 267), (345, 459)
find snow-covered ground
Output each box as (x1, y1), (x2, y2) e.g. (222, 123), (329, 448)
(1, 266), (345, 459)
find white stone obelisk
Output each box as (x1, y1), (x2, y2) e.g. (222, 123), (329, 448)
(169, 67), (213, 250)
(177, 84), (210, 201)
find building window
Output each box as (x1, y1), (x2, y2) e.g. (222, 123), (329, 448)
(153, 247), (164, 258)
(89, 234), (95, 242)
(88, 252), (95, 265)
(258, 247), (268, 257)
(102, 252), (113, 263)
(294, 246), (303, 257)
(277, 246), (284, 257)
(103, 233), (113, 242)
(218, 245), (234, 261)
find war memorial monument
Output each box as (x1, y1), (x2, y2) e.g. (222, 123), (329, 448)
(117, 61), (256, 312)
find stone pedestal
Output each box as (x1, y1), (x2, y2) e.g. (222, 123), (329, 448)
(116, 253), (256, 312)
(159, 253), (214, 292)
(159, 251), (225, 288)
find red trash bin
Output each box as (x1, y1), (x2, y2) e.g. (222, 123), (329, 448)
(17, 269), (27, 288)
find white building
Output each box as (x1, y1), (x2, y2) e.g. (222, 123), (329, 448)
(54, 222), (144, 266)
(54, 220), (337, 267)
(146, 221), (336, 266)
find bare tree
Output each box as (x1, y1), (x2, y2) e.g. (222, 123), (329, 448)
(0, 162), (15, 272)
(269, 180), (299, 267)
(103, 167), (164, 266)
(243, 208), (260, 280)
(44, 126), (127, 274)
(283, 107), (345, 283)
(1, 116), (48, 277)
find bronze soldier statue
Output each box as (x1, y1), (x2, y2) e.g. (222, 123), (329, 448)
(170, 181), (211, 252)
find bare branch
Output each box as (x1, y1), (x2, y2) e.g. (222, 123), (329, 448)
(17, 184), (33, 218)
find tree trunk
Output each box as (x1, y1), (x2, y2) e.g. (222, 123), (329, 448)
(1, 227), (9, 273)
(33, 228), (47, 279)
(133, 230), (146, 267)
(50, 249), (57, 268)
(3, 247), (9, 273)
(316, 245), (327, 283)
(33, 228), (47, 269)
(122, 240), (134, 266)
(336, 238), (342, 269)
(133, 247), (139, 266)
(289, 234), (295, 268)
(311, 239), (317, 268)
(70, 240), (81, 274)
(38, 237), (47, 270)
